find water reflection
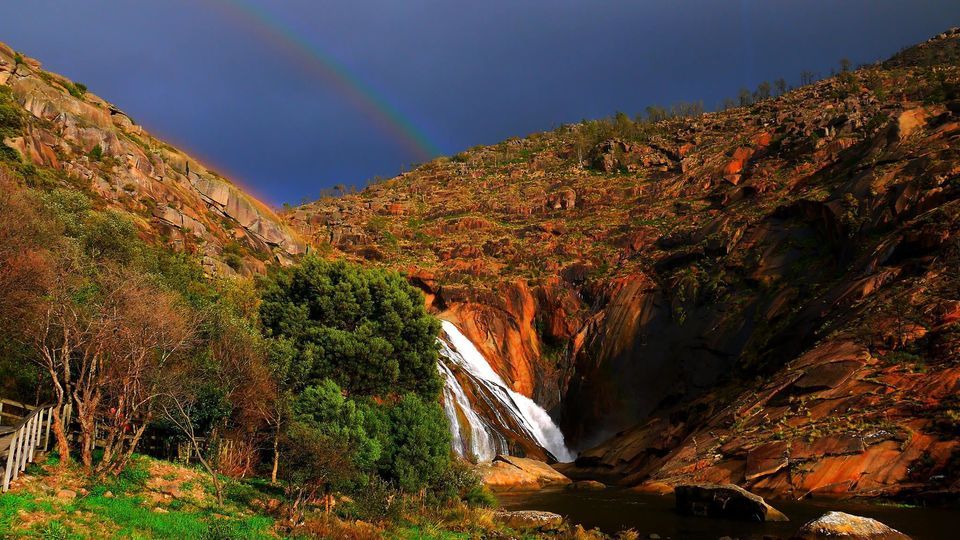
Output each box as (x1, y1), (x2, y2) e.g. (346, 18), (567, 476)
(498, 488), (957, 539)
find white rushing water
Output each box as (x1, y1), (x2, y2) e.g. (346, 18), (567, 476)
(437, 320), (575, 463)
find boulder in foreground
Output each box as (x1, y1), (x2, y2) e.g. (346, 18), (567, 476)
(480, 455), (571, 491)
(675, 483), (788, 522)
(494, 510), (564, 530)
(792, 511), (911, 540)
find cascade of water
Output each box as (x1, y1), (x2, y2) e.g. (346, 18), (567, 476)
(437, 320), (575, 463)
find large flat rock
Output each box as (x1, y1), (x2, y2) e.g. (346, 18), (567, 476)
(480, 455), (571, 491)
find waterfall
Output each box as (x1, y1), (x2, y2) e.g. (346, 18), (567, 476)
(437, 320), (575, 463)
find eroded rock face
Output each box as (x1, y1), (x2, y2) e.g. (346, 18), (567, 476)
(793, 511), (911, 540)
(285, 29), (960, 500)
(675, 484), (788, 522)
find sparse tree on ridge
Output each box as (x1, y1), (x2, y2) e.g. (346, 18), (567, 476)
(755, 81), (771, 100)
(775, 78), (788, 96)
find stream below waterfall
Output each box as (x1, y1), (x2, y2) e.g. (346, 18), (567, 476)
(498, 488), (958, 539)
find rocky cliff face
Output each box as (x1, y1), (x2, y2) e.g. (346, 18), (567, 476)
(289, 29), (960, 500)
(0, 42), (303, 275)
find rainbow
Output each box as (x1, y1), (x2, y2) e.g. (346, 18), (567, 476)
(201, 0), (440, 162)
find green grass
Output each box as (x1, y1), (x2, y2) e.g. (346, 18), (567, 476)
(0, 493), (55, 529)
(1, 477), (274, 540)
(76, 495), (273, 539)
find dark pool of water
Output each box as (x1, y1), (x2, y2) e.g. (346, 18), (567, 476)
(498, 488), (958, 539)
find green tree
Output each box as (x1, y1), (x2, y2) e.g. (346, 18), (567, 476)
(292, 379), (381, 473)
(259, 257), (442, 398)
(376, 393), (451, 492)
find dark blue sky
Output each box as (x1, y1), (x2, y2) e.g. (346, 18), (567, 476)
(2, 1), (958, 205)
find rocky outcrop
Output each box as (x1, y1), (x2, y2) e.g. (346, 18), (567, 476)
(590, 139), (677, 173)
(480, 455), (571, 491)
(675, 484), (788, 522)
(793, 511), (911, 540)
(0, 43), (303, 275)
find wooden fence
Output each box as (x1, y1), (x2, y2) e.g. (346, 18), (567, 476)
(1, 399), (70, 492)
(1, 397), (252, 492)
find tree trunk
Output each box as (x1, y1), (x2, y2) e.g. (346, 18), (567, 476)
(271, 426), (280, 484)
(49, 407), (70, 468)
(78, 415), (95, 470)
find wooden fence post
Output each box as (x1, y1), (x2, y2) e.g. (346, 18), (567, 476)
(19, 415), (35, 474)
(43, 407), (52, 452)
(12, 423), (26, 482)
(28, 412), (40, 463)
(2, 429), (18, 491)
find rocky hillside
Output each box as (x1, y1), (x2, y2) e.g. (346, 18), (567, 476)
(289, 28), (960, 500)
(0, 42), (303, 275)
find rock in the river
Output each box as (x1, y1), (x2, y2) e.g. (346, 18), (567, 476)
(630, 481), (675, 495)
(567, 480), (606, 491)
(480, 455), (571, 491)
(792, 511), (911, 539)
(675, 484), (788, 522)
(494, 510), (564, 530)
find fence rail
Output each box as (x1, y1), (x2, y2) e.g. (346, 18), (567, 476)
(1, 402), (70, 492)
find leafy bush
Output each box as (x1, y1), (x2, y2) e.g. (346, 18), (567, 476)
(351, 476), (401, 523)
(430, 459), (495, 507)
(463, 484), (497, 508)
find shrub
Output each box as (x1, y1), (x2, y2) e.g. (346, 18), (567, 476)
(462, 484), (497, 508)
(292, 379), (381, 472)
(429, 458), (493, 506)
(376, 393), (450, 492)
(68, 82), (87, 99)
(0, 86), (24, 140)
(352, 476), (401, 523)
(88, 143), (104, 161)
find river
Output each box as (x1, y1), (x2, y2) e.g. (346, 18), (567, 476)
(498, 488), (958, 539)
